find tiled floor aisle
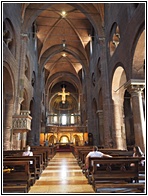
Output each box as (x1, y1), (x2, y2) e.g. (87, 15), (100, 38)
(29, 152), (94, 193)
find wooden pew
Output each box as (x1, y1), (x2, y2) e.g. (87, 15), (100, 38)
(3, 185), (28, 193)
(76, 148), (135, 175)
(4, 154), (43, 179)
(31, 146), (56, 160)
(4, 157), (37, 184)
(72, 146), (93, 158)
(94, 182), (145, 193)
(33, 150), (48, 168)
(3, 150), (24, 157)
(89, 157), (145, 192)
(3, 160), (31, 193)
(33, 151), (45, 170)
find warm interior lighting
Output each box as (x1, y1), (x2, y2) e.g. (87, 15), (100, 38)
(62, 53), (66, 57)
(61, 11), (67, 17)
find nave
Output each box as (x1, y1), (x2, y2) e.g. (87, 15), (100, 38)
(29, 152), (94, 193)
(28, 151), (145, 194)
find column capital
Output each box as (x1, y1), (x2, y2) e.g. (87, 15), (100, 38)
(124, 79), (145, 94)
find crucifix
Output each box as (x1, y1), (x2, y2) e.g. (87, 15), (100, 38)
(58, 86), (70, 104)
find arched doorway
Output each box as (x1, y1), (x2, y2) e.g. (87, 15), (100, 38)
(59, 135), (70, 143)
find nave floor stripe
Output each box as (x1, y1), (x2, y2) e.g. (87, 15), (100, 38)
(29, 152), (94, 193)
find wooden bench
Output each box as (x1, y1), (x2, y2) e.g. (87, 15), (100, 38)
(94, 182), (145, 193)
(33, 150), (49, 168)
(89, 157), (144, 192)
(3, 150), (24, 157)
(3, 184), (28, 193)
(76, 148), (133, 170)
(31, 146), (56, 159)
(4, 157), (37, 184)
(3, 160), (31, 193)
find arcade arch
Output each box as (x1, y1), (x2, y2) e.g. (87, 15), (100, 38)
(112, 66), (127, 149)
(3, 64), (15, 150)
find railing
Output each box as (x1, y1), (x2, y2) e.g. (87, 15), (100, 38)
(46, 113), (81, 126)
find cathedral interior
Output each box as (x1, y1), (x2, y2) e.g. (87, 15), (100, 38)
(3, 3), (145, 152)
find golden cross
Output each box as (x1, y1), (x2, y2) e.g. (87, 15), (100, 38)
(58, 87), (70, 104)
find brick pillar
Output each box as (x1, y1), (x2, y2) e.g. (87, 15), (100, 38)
(125, 79), (145, 152)
(99, 38), (112, 146)
(96, 110), (104, 147)
(3, 96), (13, 150)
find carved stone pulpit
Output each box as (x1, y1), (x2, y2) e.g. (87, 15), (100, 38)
(12, 110), (32, 149)
(12, 110), (32, 132)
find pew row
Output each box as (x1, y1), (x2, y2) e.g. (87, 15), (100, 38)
(88, 157), (145, 193)
(3, 160), (31, 193)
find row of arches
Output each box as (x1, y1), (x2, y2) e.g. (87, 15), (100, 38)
(45, 134), (81, 145)
(3, 3), (145, 152)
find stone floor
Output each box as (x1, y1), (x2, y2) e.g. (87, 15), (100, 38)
(29, 152), (94, 193)
(29, 152), (145, 194)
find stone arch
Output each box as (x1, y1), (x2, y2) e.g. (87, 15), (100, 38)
(40, 44), (89, 75)
(49, 135), (57, 144)
(25, 55), (30, 80)
(132, 30), (145, 79)
(45, 72), (81, 111)
(112, 65), (127, 149)
(109, 22), (120, 57)
(59, 135), (70, 143)
(20, 89), (29, 110)
(3, 62), (15, 150)
(3, 63), (15, 104)
(3, 18), (16, 57)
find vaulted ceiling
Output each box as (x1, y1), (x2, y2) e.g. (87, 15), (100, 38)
(22, 3), (104, 112)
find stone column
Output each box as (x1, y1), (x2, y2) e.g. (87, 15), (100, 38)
(96, 110), (104, 147)
(125, 79), (145, 152)
(15, 34), (28, 115)
(99, 38), (112, 146)
(12, 133), (21, 150)
(21, 132), (27, 149)
(113, 99), (127, 150)
(3, 96), (14, 150)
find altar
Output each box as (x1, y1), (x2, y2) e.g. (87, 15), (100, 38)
(56, 142), (73, 152)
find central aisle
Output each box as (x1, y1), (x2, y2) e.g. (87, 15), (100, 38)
(29, 152), (94, 193)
